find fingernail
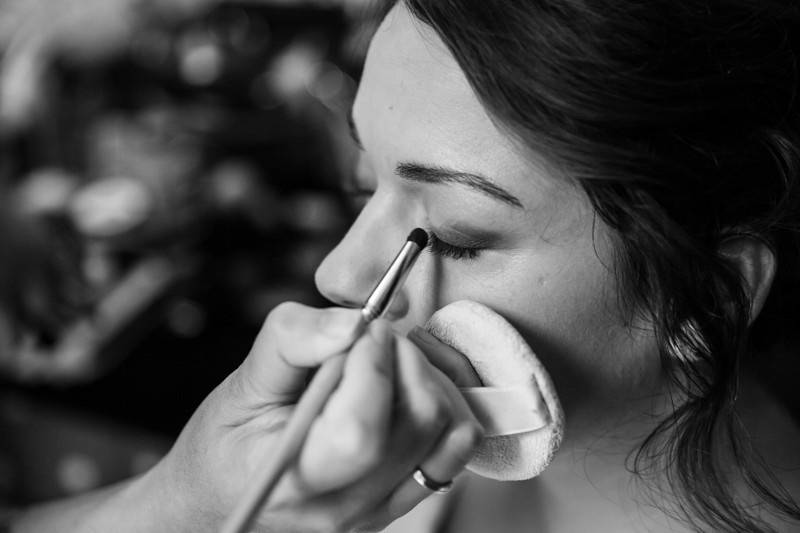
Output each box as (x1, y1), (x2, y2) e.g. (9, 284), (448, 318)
(409, 326), (438, 345)
(321, 308), (361, 337)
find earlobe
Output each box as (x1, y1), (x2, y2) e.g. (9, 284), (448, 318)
(718, 236), (777, 323)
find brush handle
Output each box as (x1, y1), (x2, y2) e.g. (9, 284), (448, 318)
(219, 230), (426, 533)
(219, 351), (349, 533)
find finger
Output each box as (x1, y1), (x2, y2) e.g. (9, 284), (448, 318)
(395, 335), (483, 491)
(297, 320), (396, 493)
(239, 302), (364, 400)
(392, 336), (454, 447)
(363, 420), (483, 530)
(299, 340), (482, 531)
(339, 337), (460, 504)
(396, 335), (480, 431)
(360, 337), (468, 481)
(357, 338), (482, 528)
(407, 326), (482, 387)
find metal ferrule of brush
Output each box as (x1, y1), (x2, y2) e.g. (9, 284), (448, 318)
(361, 240), (424, 323)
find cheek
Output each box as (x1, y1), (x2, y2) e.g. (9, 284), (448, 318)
(413, 244), (660, 413)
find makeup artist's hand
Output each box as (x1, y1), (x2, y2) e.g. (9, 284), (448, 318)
(142, 301), (483, 533)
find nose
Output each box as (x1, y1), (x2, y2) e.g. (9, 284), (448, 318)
(314, 201), (412, 319)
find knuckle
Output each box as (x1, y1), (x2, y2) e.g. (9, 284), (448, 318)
(363, 350), (394, 384)
(264, 301), (302, 334)
(449, 421), (485, 459)
(413, 392), (449, 433)
(329, 417), (382, 466)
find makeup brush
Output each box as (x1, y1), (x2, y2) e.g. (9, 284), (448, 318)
(220, 228), (429, 533)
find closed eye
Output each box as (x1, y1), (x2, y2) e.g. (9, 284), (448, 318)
(427, 232), (484, 260)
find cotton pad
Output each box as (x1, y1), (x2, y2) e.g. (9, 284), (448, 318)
(424, 300), (565, 481)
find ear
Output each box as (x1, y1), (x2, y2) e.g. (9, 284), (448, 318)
(718, 236), (777, 324)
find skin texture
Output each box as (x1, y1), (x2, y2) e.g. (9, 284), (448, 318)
(315, 4), (664, 449)
(14, 304), (483, 533)
(11, 4), (799, 533)
(316, 6), (800, 531)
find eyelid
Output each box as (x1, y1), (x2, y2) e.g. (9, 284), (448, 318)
(429, 226), (498, 249)
(427, 231), (484, 260)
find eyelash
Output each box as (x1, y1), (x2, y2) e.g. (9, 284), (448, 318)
(344, 186), (484, 261)
(427, 232), (484, 261)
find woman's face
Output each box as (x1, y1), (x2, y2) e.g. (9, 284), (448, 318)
(315, 5), (661, 441)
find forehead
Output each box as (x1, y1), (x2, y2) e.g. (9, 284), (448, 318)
(357, 6), (487, 138)
(353, 5), (546, 192)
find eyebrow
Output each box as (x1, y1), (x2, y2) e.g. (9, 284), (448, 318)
(395, 163), (524, 209)
(348, 109), (523, 209)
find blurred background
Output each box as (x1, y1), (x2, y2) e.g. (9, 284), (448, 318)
(0, 0), (376, 512)
(1, 0), (798, 521)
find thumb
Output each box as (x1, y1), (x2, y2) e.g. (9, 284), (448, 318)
(237, 302), (364, 402)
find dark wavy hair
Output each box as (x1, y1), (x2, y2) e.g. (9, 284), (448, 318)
(396, 0), (800, 531)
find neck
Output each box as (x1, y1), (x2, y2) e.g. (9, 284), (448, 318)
(536, 383), (682, 517)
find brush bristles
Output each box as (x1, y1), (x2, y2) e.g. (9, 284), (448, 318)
(407, 228), (429, 249)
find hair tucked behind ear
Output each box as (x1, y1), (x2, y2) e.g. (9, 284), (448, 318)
(401, 0), (800, 531)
